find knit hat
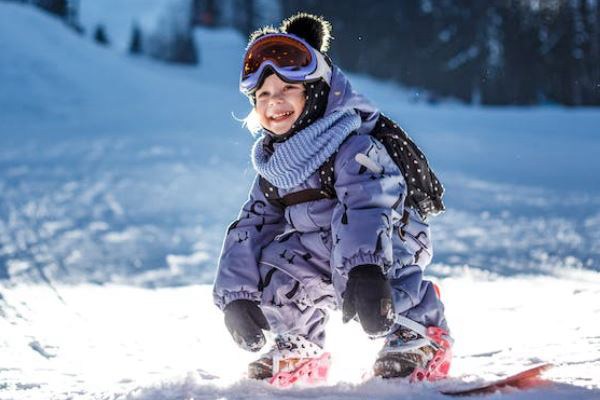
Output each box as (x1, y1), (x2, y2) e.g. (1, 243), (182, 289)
(244, 13), (334, 142)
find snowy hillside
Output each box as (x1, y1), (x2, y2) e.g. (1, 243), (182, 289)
(0, 3), (599, 399)
(0, 2), (255, 285)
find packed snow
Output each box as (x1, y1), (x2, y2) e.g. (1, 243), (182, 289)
(0, 3), (599, 399)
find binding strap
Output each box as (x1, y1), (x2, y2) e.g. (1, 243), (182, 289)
(395, 315), (454, 350)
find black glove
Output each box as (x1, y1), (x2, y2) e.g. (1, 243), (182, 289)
(342, 264), (395, 336)
(223, 300), (270, 352)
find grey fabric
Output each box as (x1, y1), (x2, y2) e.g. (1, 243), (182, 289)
(213, 132), (449, 341)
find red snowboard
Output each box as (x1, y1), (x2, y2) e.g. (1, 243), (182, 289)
(440, 363), (554, 397)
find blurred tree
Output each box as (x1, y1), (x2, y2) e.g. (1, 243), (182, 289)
(243, 0), (254, 34)
(129, 23), (143, 55)
(191, 0), (218, 26)
(280, 0), (599, 105)
(65, 0), (82, 32)
(493, 1), (539, 104)
(586, 0), (600, 104)
(145, 0), (198, 64)
(11, 0), (84, 32)
(33, 0), (67, 18)
(230, 0), (279, 36)
(93, 24), (109, 46)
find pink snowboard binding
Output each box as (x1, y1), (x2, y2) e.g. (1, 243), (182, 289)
(373, 315), (453, 382)
(248, 334), (330, 388)
(269, 352), (331, 388)
(409, 325), (452, 382)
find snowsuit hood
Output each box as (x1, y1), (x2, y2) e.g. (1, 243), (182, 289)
(258, 64), (378, 142)
(324, 65), (380, 135)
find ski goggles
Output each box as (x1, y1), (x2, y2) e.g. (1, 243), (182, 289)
(240, 33), (332, 95)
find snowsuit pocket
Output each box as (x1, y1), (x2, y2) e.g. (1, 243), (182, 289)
(258, 230), (336, 309)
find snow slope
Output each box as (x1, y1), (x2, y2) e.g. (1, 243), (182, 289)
(0, 3), (599, 399)
(0, 3), (254, 285)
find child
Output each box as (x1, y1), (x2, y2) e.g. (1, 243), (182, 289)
(213, 13), (452, 384)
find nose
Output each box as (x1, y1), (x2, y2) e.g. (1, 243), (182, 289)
(268, 91), (285, 106)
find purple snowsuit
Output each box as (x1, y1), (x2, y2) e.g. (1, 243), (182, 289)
(213, 68), (448, 347)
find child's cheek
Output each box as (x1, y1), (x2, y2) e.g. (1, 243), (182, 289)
(255, 107), (268, 128)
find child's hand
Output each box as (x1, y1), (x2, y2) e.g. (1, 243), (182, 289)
(342, 265), (395, 336)
(224, 300), (270, 352)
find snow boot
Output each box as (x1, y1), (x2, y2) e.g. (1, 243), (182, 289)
(248, 334), (331, 387)
(373, 316), (452, 382)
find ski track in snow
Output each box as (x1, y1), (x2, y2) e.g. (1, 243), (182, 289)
(1, 3), (599, 399)
(0, 135), (248, 287)
(1, 135), (598, 286)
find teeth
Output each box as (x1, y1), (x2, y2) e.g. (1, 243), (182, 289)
(271, 111), (292, 119)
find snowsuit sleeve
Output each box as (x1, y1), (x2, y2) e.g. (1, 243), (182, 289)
(331, 134), (406, 276)
(213, 174), (286, 310)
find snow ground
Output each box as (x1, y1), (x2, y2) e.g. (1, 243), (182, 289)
(1, 276), (599, 400)
(0, 3), (599, 399)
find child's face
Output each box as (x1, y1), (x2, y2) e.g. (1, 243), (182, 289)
(255, 74), (306, 135)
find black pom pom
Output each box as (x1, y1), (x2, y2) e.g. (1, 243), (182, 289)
(280, 13), (332, 52)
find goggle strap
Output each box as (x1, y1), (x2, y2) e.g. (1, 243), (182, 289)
(305, 50), (332, 86)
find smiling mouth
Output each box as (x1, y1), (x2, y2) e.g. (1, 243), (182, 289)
(269, 111), (294, 122)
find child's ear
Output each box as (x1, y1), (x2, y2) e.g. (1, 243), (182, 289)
(280, 13), (332, 53)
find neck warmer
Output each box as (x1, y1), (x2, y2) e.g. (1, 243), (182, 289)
(251, 110), (361, 189)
